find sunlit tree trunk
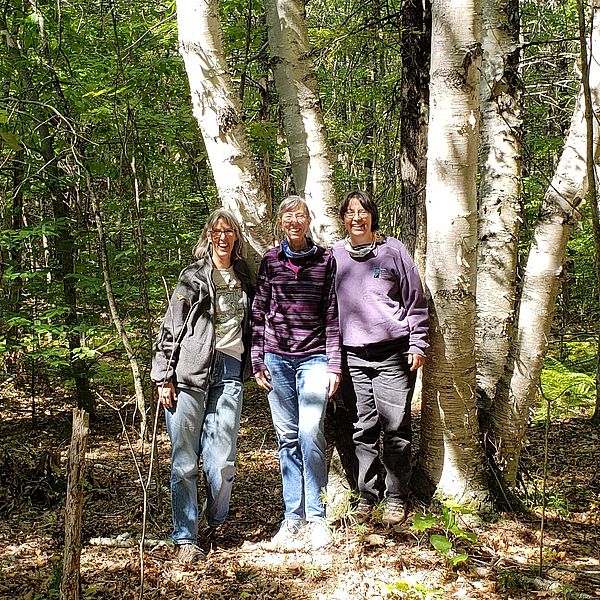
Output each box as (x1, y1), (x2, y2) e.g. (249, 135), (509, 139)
(416, 0), (492, 509)
(492, 0), (600, 482)
(177, 0), (273, 261)
(476, 0), (523, 417)
(263, 0), (340, 246)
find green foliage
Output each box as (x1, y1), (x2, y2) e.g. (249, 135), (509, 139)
(537, 343), (596, 423)
(380, 579), (443, 599)
(410, 503), (477, 567)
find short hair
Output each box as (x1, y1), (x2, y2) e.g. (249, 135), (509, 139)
(276, 195), (310, 223)
(338, 189), (379, 231)
(192, 208), (246, 260)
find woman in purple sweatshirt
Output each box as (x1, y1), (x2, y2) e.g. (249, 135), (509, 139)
(251, 196), (341, 552)
(332, 190), (429, 527)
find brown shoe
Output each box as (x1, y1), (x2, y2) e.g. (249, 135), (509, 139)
(353, 498), (374, 524)
(176, 543), (205, 564)
(381, 498), (407, 526)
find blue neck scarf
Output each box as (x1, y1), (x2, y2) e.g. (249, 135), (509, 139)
(282, 238), (318, 259)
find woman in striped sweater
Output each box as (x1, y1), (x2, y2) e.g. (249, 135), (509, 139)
(251, 196), (341, 552)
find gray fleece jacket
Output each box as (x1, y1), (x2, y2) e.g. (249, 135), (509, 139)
(151, 254), (253, 394)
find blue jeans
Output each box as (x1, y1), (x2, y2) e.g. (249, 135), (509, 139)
(341, 339), (416, 503)
(265, 352), (329, 522)
(165, 352), (243, 544)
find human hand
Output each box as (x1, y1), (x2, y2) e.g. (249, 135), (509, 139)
(327, 373), (341, 398)
(254, 369), (273, 392)
(408, 353), (425, 372)
(158, 381), (176, 408)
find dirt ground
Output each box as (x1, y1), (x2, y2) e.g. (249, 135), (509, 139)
(0, 381), (599, 600)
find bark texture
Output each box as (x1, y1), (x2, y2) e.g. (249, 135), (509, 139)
(476, 0), (523, 415)
(417, 0), (491, 509)
(60, 409), (90, 600)
(399, 0), (431, 273)
(177, 0), (273, 262)
(263, 0), (340, 246)
(492, 1), (600, 483)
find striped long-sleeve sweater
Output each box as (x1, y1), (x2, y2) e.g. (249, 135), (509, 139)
(250, 245), (342, 374)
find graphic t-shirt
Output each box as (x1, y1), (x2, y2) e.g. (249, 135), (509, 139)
(213, 267), (245, 361)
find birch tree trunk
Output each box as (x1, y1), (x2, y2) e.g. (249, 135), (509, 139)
(416, 0), (491, 509)
(177, 0), (273, 260)
(476, 0), (523, 416)
(491, 0), (600, 483)
(263, 0), (340, 246)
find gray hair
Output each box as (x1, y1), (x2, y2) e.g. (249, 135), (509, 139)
(276, 195), (310, 222)
(192, 208), (246, 260)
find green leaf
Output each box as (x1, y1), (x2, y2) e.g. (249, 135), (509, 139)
(0, 129), (22, 151)
(449, 553), (469, 567)
(430, 534), (452, 555)
(410, 512), (439, 532)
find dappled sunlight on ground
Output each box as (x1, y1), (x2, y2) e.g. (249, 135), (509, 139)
(1, 383), (599, 599)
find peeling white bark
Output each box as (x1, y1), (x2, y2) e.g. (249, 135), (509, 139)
(492, 1), (600, 485)
(418, 0), (491, 508)
(264, 0), (340, 246)
(476, 0), (523, 410)
(177, 0), (273, 259)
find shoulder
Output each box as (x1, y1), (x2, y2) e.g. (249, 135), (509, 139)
(180, 257), (210, 282)
(331, 240), (345, 254)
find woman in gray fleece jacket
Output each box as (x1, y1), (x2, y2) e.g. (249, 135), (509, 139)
(151, 209), (253, 565)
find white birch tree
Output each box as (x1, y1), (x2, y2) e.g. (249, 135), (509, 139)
(263, 0), (340, 246)
(476, 0), (523, 414)
(417, 0), (492, 508)
(491, 0), (600, 484)
(177, 0), (273, 260)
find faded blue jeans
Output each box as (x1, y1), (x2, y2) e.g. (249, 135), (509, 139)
(265, 352), (329, 523)
(165, 352), (243, 545)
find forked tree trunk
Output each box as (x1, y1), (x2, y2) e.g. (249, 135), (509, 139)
(476, 0), (523, 417)
(416, 0), (492, 509)
(491, 0), (600, 484)
(177, 0), (273, 264)
(263, 0), (340, 245)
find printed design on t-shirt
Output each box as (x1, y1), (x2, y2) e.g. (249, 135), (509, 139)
(213, 268), (244, 343)
(372, 266), (393, 280)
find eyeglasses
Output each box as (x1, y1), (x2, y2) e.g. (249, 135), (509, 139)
(281, 213), (308, 224)
(210, 229), (236, 239)
(344, 209), (369, 220)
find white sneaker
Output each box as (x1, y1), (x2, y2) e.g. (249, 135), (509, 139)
(265, 519), (305, 552)
(309, 520), (332, 550)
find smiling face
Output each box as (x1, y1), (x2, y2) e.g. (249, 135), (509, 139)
(279, 203), (311, 251)
(344, 195), (373, 246)
(210, 217), (238, 268)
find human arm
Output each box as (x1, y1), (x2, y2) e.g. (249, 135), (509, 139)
(323, 252), (343, 376)
(151, 266), (198, 387)
(250, 255), (272, 379)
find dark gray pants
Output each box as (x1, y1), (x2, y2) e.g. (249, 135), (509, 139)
(341, 339), (416, 503)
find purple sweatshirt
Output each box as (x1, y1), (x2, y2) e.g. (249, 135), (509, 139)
(251, 245), (342, 374)
(332, 236), (429, 356)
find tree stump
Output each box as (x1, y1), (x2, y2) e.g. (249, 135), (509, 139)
(60, 409), (89, 600)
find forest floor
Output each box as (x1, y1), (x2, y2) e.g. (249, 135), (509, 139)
(0, 381), (599, 600)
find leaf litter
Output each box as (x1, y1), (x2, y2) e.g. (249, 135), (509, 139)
(0, 382), (599, 599)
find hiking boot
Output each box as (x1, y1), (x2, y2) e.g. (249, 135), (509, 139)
(353, 497), (374, 524)
(381, 498), (407, 526)
(264, 518), (305, 552)
(175, 543), (205, 564)
(309, 520), (332, 550)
